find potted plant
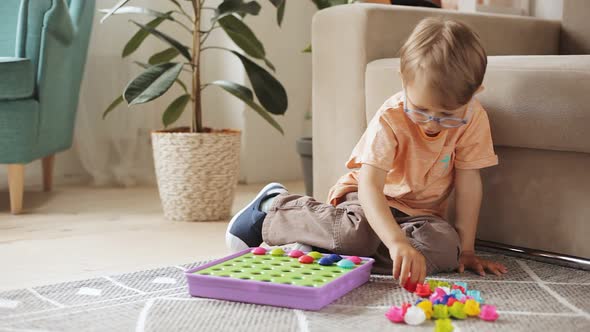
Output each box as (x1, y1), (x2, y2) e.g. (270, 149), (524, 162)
(100, 0), (288, 221)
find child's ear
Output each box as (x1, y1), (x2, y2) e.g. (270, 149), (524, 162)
(398, 70), (405, 88)
(475, 85), (485, 94)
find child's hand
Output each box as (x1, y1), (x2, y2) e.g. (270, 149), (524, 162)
(389, 240), (427, 286)
(458, 250), (508, 276)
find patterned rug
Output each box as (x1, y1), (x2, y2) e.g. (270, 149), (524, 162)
(1, 252), (589, 332)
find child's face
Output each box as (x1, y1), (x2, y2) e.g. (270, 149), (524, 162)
(403, 80), (473, 137)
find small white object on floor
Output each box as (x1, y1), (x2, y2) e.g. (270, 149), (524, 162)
(404, 306), (426, 325)
(152, 277), (177, 285)
(77, 287), (102, 296)
(0, 299), (19, 309)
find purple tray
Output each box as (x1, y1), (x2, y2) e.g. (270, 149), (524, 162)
(185, 248), (374, 311)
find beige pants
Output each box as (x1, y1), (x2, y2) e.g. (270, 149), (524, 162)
(262, 192), (461, 275)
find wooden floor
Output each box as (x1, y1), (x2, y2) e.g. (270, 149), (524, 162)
(0, 181), (305, 291)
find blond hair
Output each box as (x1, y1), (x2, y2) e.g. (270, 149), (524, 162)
(399, 17), (487, 110)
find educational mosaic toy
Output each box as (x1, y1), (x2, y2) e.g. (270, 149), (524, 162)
(185, 247), (374, 310)
(386, 279), (499, 331)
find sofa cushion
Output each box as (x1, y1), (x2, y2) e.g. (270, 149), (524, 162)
(365, 55), (590, 154)
(0, 57), (35, 100)
(0, 0), (21, 56)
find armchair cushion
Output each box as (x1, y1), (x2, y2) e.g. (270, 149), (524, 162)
(0, 0), (21, 56)
(0, 57), (34, 100)
(365, 55), (590, 154)
(479, 55), (590, 154)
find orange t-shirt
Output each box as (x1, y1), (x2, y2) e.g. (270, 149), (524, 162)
(327, 92), (498, 218)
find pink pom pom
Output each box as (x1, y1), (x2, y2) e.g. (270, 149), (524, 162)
(479, 305), (499, 321)
(385, 306), (405, 323)
(348, 256), (362, 265)
(251, 247), (266, 255)
(288, 250), (304, 258)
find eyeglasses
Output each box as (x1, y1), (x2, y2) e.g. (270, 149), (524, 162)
(403, 90), (471, 128)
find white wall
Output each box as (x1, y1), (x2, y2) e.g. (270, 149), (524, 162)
(530, 0), (563, 19)
(240, 1), (316, 183)
(199, 1), (247, 136)
(454, 0), (563, 18)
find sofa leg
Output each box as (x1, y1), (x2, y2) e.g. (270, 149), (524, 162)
(42, 154), (55, 192)
(8, 164), (24, 214)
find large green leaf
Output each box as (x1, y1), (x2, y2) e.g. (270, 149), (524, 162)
(218, 15), (265, 59)
(311, 0), (348, 10)
(149, 48), (180, 65)
(263, 58), (275, 72)
(100, 0), (132, 23)
(232, 51), (287, 115)
(124, 63), (184, 105)
(216, 0), (261, 20)
(268, 0), (286, 26)
(134, 61), (188, 92)
(122, 16), (168, 58)
(329, 0), (350, 6)
(311, 0), (330, 10)
(102, 95), (124, 119)
(131, 20), (192, 61)
(210, 80), (283, 134)
(162, 94), (191, 127)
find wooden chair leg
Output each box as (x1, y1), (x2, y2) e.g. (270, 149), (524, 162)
(8, 164), (24, 214)
(42, 154), (55, 192)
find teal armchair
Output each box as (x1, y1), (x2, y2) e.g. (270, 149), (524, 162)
(0, 0), (94, 214)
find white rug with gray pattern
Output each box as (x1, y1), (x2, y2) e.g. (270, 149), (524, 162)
(1, 252), (589, 332)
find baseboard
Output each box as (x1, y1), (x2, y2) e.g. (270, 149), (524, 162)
(475, 239), (590, 271)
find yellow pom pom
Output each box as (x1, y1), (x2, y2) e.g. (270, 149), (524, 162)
(464, 299), (481, 316)
(416, 300), (433, 319)
(307, 251), (323, 259)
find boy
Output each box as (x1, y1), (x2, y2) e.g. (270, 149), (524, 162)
(226, 17), (508, 287)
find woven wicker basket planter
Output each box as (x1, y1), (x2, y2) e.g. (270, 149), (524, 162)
(151, 128), (241, 221)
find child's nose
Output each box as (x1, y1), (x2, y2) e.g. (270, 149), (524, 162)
(425, 122), (440, 131)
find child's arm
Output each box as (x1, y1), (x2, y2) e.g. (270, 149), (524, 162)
(358, 164), (427, 286)
(454, 168), (508, 276)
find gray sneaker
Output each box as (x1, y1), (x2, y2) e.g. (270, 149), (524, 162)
(225, 183), (287, 252)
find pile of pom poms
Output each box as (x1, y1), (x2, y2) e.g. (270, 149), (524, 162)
(385, 280), (499, 331)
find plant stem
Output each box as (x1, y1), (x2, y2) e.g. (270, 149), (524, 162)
(191, 0), (202, 133)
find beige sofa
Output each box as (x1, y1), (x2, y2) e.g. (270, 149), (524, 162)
(312, 1), (590, 260)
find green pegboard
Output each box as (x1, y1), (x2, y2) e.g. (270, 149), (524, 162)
(194, 252), (363, 288)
